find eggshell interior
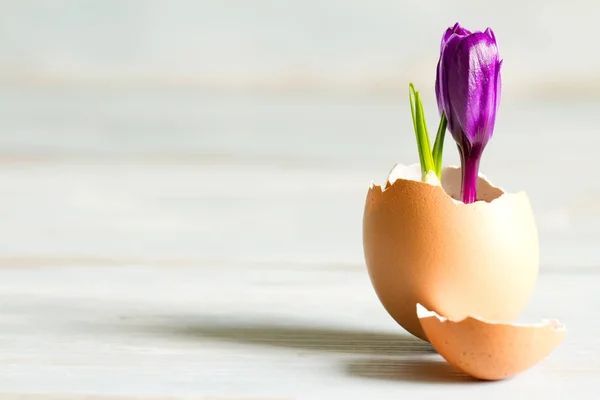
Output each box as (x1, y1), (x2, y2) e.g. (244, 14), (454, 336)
(363, 163), (539, 341)
(417, 304), (566, 381)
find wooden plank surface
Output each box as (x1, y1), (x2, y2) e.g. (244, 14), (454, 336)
(0, 88), (597, 398)
(0, 261), (595, 399)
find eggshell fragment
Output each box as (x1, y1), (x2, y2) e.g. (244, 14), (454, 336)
(417, 304), (566, 381)
(363, 163), (539, 340)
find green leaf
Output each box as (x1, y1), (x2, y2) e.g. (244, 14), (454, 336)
(408, 83), (435, 175)
(415, 91), (434, 173)
(408, 83), (426, 172)
(432, 113), (447, 178)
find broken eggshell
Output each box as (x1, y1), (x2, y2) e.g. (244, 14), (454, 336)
(362, 163), (539, 341)
(417, 304), (566, 380)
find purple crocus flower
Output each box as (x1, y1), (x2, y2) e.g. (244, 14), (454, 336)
(435, 22), (502, 204)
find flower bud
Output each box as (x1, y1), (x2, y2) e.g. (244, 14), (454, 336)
(435, 22), (502, 203)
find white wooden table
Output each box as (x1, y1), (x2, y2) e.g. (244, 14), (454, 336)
(0, 89), (597, 398)
(0, 261), (595, 399)
(0, 162), (595, 399)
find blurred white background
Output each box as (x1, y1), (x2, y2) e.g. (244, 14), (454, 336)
(2, 0), (599, 94)
(0, 0), (598, 268)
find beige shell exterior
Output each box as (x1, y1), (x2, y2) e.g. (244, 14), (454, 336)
(417, 304), (566, 380)
(362, 164), (539, 341)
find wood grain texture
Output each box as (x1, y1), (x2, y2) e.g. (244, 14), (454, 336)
(0, 262), (594, 399)
(0, 88), (596, 398)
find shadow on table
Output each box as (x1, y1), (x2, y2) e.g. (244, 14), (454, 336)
(346, 357), (481, 384)
(136, 316), (480, 383)
(165, 318), (434, 355)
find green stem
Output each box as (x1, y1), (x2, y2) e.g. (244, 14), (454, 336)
(458, 144), (481, 204)
(431, 113), (447, 179)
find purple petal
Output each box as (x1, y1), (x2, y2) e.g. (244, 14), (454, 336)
(437, 22), (473, 116)
(437, 33), (464, 136)
(435, 58), (443, 115)
(495, 59), (503, 112)
(484, 27), (496, 42)
(454, 23), (472, 36)
(441, 27), (455, 50)
(441, 22), (471, 51)
(446, 32), (500, 147)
